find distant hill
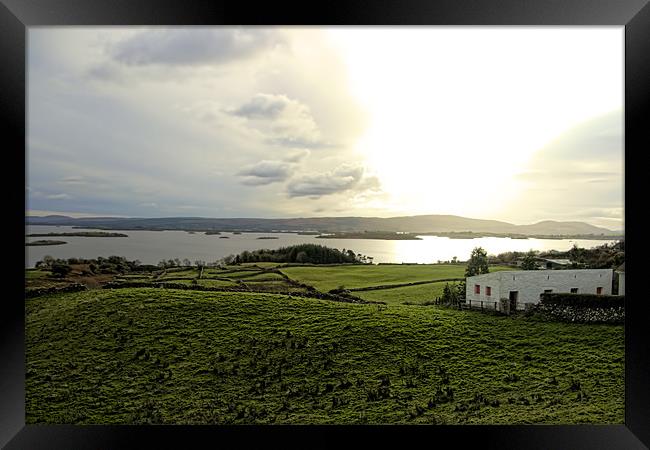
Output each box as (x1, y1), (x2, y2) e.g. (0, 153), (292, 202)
(25, 214), (619, 236)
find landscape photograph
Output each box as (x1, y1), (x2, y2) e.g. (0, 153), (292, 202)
(25, 26), (625, 425)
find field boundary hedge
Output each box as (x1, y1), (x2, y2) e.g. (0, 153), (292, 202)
(26, 283), (88, 299)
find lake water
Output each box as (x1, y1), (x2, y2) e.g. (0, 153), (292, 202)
(25, 225), (615, 267)
(25, 225), (619, 268)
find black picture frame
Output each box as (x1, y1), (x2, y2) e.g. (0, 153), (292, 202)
(2, 0), (649, 448)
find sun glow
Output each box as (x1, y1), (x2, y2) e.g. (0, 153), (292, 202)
(326, 27), (623, 219)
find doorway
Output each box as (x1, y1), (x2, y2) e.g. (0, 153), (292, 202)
(509, 291), (518, 311)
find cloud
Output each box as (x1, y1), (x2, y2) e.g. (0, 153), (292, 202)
(230, 93), (290, 119)
(238, 160), (294, 186)
(227, 94), (327, 148)
(46, 193), (71, 200)
(86, 63), (128, 84)
(507, 110), (623, 227)
(282, 149), (310, 163)
(27, 28), (368, 218)
(110, 29), (286, 67)
(287, 164), (380, 198)
(59, 176), (88, 185)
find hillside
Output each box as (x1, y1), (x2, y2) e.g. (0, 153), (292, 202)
(26, 214), (617, 236)
(26, 288), (623, 425)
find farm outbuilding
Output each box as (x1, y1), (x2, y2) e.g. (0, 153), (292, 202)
(465, 269), (614, 312)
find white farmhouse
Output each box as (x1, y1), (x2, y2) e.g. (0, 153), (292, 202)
(465, 269), (613, 312)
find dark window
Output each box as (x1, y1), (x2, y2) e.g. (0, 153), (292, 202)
(474, 284), (480, 294)
(486, 286), (492, 296)
(597, 287), (603, 295)
(544, 289), (553, 294)
(571, 288), (578, 293)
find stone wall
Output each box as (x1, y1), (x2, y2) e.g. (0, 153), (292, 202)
(526, 303), (624, 324)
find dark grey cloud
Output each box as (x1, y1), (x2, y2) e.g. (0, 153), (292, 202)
(287, 165), (379, 198)
(110, 29), (285, 66)
(238, 160), (294, 186)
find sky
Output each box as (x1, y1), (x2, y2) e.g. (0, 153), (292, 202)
(26, 27), (624, 230)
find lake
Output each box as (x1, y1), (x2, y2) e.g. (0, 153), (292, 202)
(25, 225), (616, 267)
(25, 225), (619, 268)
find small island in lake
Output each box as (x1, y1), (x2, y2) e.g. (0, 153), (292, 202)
(27, 231), (128, 238)
(219, 236), (230, 239)
(257, 236), (279, 240)
(205, 231), (222, 235)
(26, 240), (67, 246)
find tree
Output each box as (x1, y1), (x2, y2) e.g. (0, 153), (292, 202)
(441, 282), (459, 304)
(183, 258), (192, 267)
(456, 280), (466, 300)
(295, 251), (309, 263)
(521, 250), (538, 270)
(465, 247), (489, 277)
(41, 255), (55, 269)
(51, 262), (71, 278)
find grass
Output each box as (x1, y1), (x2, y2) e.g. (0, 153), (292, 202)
(197, 279), (240, 288)
(280, 264), (511, 292)
(26, 288), (623, 425)
(355, 281), (460, 306)
(222, 270), (271, 279)
(26, 269), (51, 279)
(241, 262), (283, 268)
(160, 269), (199, 279)
(239, 272), (286, 282)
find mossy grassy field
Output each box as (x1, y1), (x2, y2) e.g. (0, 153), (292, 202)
(280, 264), (511, 291)
(26, 288), (623, 425)
(25, 269), (51, 279)
(356, 281), (461, 306)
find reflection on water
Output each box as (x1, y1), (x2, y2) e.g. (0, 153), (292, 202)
(25, 225), (619, 268)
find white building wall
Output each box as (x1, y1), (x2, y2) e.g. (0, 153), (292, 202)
(464, 271), (502, 309)
(618, 272), (625, 295)
(466, 269), (613, 311)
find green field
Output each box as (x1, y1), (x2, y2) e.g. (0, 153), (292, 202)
(239, 272), (286, 282)
(280, 264), (511, 292)
(241, 262), (283, 268)
(26, 269), (51, 279)
(196, 279), (240, 288)
(355, 281), (461, 306)
(26, 288), (623, 425)
(225, 270), (272, 279)
(160, 269), (199, 279)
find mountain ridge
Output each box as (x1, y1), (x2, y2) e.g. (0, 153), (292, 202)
(25, 214), (619, 236)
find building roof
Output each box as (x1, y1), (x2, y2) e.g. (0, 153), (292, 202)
(466, 268), (613, 280)
(541, 259), (572, 265)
